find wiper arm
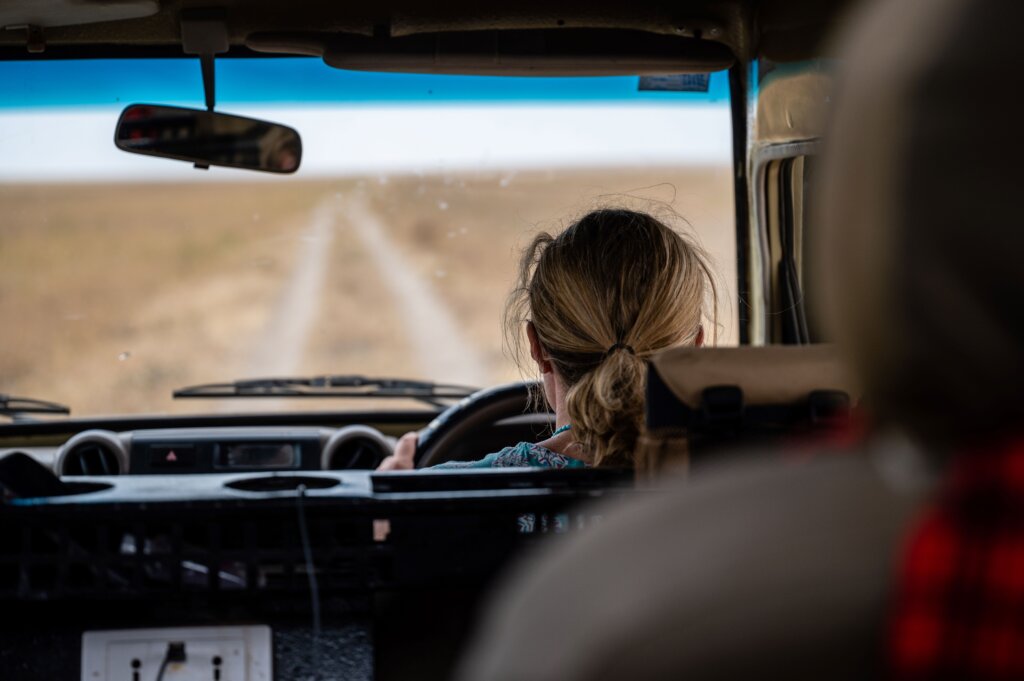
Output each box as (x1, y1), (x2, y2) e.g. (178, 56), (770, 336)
(0, 394), (71, 421)
(173, 375), (477, 408)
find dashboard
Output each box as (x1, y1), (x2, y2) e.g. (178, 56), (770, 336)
(0, 409), (553, 476)
(0, 460), (631, 681)
(49, 425), (395, 476)
(0, 398), (604, 681)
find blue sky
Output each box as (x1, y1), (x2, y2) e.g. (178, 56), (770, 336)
(0, 58), (732, 180)
(1, 58), (729, 109)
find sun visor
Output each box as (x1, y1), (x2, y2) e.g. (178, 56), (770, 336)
(0, 0), (157, 29)
(247, 29), (734, 76)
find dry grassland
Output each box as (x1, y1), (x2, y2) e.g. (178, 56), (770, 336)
(0, 167), (733, 417)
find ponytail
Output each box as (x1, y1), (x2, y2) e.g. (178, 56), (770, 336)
(565, 344), (647, 466)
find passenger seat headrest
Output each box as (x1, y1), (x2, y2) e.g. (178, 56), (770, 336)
(638, 345), (858, 473)
(649, 345), (856, 410)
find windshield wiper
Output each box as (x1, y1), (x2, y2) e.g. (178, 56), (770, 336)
(0, 394), (71, 421)
(173, 376), (477, 408)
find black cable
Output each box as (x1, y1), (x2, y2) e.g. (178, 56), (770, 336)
(296, 484), (322, 636)
(154, 657), (169, 681)
(154, 642), (186, 681)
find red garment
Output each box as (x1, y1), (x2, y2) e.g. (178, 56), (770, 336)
(889, 438), (1024, 680)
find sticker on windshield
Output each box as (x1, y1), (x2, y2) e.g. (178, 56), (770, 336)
(638, 74), (711, 92)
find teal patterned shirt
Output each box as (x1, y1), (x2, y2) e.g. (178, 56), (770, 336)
(431, 440), (588, 469)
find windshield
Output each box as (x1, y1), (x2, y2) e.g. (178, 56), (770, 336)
(0, 58), (735, 417)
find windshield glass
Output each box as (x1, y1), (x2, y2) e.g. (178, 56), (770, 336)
(0, 58), (735, 417)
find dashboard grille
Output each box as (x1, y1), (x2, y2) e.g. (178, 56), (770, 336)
(0, 495), (608, 601)
(0, 509), (373, 600)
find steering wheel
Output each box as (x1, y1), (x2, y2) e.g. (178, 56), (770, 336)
(415, 382), (544, 468)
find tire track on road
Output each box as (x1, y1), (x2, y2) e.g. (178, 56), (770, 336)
(246, 198), (335, 378)
(341, 195), (489, 388)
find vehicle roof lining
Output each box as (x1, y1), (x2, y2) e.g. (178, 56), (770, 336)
(0, 0), (853, 65)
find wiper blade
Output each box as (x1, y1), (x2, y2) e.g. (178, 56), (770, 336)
(173, 375), (477, 408)
(0, 394), (71, 421)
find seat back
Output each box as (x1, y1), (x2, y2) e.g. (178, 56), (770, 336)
(639, 345), (858, 473)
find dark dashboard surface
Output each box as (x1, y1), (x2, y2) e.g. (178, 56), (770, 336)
(0, 465), (633, 681)
(0, 404), (566, 680)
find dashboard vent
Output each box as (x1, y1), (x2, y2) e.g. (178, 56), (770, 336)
(327, 436), (387, 470)
(62, 442), (121, 476)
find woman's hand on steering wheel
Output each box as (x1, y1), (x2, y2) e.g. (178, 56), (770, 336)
(377, 432), (418, 471)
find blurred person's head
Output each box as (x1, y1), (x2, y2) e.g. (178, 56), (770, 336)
(816, 0), (1024, 453)
(506, 208), (717, 467)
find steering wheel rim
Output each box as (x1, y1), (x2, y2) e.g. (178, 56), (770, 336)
(415, 382), (544, 468)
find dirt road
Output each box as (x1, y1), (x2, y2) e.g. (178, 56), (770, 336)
(243, 193), (488, 390)
(3, 169), (733, 416)
(341, 195), (490, 388)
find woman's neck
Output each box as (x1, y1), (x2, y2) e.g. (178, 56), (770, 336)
(554, 402), (571, 431)
(543, 376), (592, 462)
(545, 370), (570, 429)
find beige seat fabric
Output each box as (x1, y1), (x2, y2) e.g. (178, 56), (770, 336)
(638, 345), (857, 473)
(649, 344), (856, 410)
(457, 451), (930, 681)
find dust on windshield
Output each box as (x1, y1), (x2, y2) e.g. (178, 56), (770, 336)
(0, 60), (736, 417)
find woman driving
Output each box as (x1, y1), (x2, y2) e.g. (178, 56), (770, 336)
(378, 207), (717, 470)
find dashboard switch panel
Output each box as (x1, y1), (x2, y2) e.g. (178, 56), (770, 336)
(81, 625), (272, 681)
(148, 444), (197, 469)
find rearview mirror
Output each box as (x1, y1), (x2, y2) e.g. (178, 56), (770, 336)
(115, 104), (302, 174)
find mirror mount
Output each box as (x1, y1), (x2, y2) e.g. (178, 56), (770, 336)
(180, 9), (228, 112)
(199, 52), (216, 113)
(4, 24), (46, 54)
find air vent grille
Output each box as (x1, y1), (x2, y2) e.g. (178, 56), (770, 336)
(63, 443), (120, 476)
(328, 436), (387, 470)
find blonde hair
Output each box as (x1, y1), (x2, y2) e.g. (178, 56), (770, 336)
(506, 208), (718, 467)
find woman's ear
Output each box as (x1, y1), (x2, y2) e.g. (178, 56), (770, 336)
(694, 325), (705, 347)
(526, 322), (553, 374)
